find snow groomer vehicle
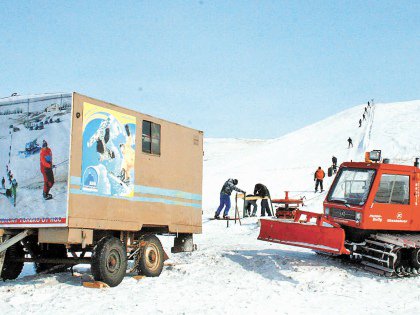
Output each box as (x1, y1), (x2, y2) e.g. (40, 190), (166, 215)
(0, 93), (203, 286)
(259, 150), (420, 276)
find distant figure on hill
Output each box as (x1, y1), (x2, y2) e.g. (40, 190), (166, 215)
(363, 113), (366, 120)
(332, 156), (338, 173)
(347, 137), (353, 148)
(359, 119), (362, 127)
(254, 183), (272, 216)
(214, 178), (245, 219)
(314, 167), (325, 193)
(367, 101), (370, 107)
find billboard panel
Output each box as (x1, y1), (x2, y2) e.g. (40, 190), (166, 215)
(81, 102), (136, 198)
(0, 94), (71, 227)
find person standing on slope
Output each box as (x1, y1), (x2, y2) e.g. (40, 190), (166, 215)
(9, 174), (18, 207)
(215, 179), (245, 219)
(40, 140), (55, 200)
(254, 183), (272, 217)
(314, 167), (325, 193)
(359, 118), (362, 127)
(347, 137), (353, 148)
(332, 156), (338, 173)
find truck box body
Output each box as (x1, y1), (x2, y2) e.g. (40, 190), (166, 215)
(0, 93), (203, 235)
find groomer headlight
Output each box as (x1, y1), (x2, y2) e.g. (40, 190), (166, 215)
(325, 207), (330, 216)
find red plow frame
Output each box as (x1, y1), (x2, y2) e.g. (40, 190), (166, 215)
(258, 210), (350, 255)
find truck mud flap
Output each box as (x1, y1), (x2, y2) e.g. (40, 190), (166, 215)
(258, 211), (349, 255)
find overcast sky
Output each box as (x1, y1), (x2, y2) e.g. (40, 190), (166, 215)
(1, 1), (419, 138)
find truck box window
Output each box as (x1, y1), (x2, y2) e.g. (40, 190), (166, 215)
(374, 174), (410, 205)
(142, 120), (160, 155)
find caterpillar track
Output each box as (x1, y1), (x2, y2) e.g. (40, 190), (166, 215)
(349, 233), (420, 277)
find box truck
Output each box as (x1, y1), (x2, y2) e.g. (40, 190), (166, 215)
(0, 92), (203, 286)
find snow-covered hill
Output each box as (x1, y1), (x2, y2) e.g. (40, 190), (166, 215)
(204, 100), (420, 214)
(1, 100), (420, 315)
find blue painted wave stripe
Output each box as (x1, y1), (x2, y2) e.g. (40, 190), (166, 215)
(69, 176), (202, 201)
(70, 176), (80, 186)
(69, 189), (202, 209)
(134, 185), (202, 201)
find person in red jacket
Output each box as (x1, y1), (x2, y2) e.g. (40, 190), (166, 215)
(40, 140), (54, 200)
(314, 166), (325, 193)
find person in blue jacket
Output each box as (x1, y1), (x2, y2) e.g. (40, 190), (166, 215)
(214, 178), (245, 219)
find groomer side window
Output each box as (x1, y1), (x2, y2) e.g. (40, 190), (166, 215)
(374, 174), (410, 205)
(142, 120), (161, 155)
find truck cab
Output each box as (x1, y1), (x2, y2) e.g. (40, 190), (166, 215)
(324, 161), (420, 237)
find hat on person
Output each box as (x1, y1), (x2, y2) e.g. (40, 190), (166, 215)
(42, 140), (48, 148)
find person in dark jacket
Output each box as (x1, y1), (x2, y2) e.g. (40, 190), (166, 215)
(244, 195), (258, 217)
(254, 183), (272, 216)
(347, 137), (353, 148)
(215, 178), (245, 219)
(332, 156), (338, 173)
(314, 167), (325, 192)
(359, 119), (362, 127)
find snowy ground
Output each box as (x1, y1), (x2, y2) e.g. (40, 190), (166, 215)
(1, 100), (420, 314)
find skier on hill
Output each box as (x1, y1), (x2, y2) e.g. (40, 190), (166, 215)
(347, 137), (353, 148)
(40, 140), (54, 200)
(9, 174), (18, 207)
(215, 178), (245, 219)
(363, 113), (366, 120)
(332, 156), (338, 173)
(1, 177), (5, 189)
(254, 183), (272, 216)
(314, 167), (325, 193)
(359, 119), (362, 127)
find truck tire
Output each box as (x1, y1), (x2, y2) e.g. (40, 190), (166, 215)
(35, 244), (69, 274)
(138, 235), (164, 277)
(411, 248), (420, 268)
(1, 242), (24, 280)
(91, 236), (127, 287)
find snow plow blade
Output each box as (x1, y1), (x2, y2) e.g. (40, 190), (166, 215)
(258, 210), (350, 255)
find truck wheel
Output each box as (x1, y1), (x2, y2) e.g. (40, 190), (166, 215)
(138, 235), (164, 277)
(35, 244), (68, 274)
(1, 242), (24, 280)
(91, 237), (127, 287)
(411, 248), (420, 268)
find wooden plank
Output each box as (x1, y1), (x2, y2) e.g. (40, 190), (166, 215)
(82, 281), (109, 289)
(133, 275), (146, 281)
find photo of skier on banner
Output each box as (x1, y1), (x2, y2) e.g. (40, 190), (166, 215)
(40, 140), (55, 200)
(119, 124), (135, 183)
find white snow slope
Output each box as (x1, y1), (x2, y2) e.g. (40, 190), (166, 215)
(1, 100), (420, 315)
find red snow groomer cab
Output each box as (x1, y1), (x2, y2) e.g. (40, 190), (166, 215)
(258, 151), (420, 276)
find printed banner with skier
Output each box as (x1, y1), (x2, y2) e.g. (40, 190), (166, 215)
(81, 102), (136, 198)
(0, 94), (71, 227)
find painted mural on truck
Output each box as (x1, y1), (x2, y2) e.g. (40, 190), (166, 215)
(81, 102), (136, 198)
(0, 94), (72, 227)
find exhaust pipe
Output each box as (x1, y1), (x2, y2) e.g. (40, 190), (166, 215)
(415, 158), (419, 168)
